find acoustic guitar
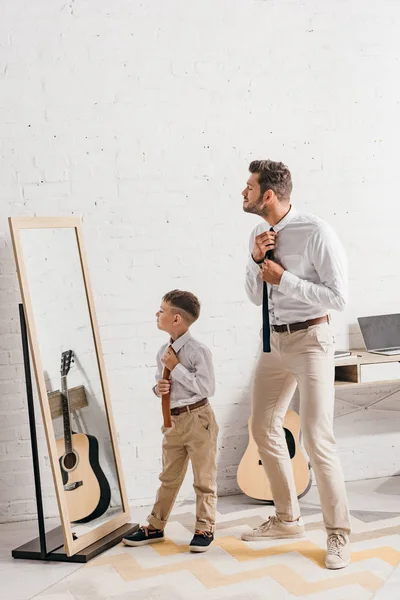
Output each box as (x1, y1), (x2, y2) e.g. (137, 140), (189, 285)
(237, 410), (311, 502)
(55, 350), (111, 523)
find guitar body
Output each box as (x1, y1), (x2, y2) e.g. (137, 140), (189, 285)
(56, 432), (111, 523)
(237, 410), (311, 502)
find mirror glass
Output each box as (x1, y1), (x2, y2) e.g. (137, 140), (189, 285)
(19, 227), (123, 538)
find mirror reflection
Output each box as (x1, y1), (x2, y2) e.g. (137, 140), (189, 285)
(20, 228), (122, 536)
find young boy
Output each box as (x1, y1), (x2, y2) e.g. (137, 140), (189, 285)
(122, 290), (219, 552)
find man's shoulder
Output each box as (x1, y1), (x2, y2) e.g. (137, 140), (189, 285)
(291, 211), (334, 236)
(293, 210), (322, 225)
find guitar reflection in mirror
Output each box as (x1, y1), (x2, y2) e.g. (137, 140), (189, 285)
(56, 350), (111, 523)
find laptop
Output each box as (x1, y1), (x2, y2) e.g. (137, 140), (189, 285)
(357, 314), (400, 355)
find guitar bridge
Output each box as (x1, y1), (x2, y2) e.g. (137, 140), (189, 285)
(64, 481), (83, 491)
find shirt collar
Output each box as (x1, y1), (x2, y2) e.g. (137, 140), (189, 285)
(269, 205), (297, 233)
(170, 330), (192, 353)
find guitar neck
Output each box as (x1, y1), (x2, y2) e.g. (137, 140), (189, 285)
(61, 375), (73, 454)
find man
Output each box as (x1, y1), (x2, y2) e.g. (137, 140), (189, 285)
(241, 159), (351, 569)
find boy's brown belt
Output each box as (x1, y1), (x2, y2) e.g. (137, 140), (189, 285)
(170, 398), (208, 416)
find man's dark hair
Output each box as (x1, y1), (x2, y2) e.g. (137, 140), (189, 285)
(249, 159), (292, 201)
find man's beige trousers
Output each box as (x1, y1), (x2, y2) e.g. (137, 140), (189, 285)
(252, 322), (351, 534)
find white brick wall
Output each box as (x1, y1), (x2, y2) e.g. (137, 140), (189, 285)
(1, 0), (400, 522)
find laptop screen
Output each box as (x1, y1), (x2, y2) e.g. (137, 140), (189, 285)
(357, 314), (400, 351)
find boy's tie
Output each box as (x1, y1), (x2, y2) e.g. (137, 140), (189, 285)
(161, 346), (176, 428)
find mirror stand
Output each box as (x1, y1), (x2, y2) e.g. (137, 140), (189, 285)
(12, 305), (139, 563)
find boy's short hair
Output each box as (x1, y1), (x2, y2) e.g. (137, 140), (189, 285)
(163, 290), (201, 325)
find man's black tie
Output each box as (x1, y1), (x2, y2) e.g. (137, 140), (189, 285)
(262, 227), (275, 353)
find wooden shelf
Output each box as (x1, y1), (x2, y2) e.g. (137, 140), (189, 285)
(335, 364), (359, 385)
(334, 378), (400, 389)
(334, 349), (400, 387)
(47, 385), (88, 419)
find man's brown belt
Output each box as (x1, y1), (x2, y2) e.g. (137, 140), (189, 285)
(271, 315), (329, 333)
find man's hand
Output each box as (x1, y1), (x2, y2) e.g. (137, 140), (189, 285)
(261, 260), (285, 285)
(161, 347), (179, 371)
(157, 379), (171, 396)
(252, 230), (277, 263)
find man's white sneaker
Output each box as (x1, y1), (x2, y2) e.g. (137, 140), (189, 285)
(241, 516), (305, 541)
(325, 533), (351, 569)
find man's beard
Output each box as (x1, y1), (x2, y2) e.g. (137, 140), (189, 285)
(243, 194), (268, 217)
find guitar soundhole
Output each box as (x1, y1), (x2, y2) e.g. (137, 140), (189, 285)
(284, 427), (296, 459)
(258, 428), (296, 466)
(63, 451), (78, 471)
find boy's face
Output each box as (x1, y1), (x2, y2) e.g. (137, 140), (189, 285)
(156, 301), (176, 333)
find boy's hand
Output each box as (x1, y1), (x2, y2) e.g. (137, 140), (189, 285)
(161, 347), (179, 371)
(157, 379), (171, 396)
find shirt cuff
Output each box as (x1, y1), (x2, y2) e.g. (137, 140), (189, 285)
(247, 255), (262, 276)
(278, 270), (301, 297)
(152, 384), (160, 397)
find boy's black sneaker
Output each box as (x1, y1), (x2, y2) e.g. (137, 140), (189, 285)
(189, 530), (214, 553)
(122, 525), (164, 547)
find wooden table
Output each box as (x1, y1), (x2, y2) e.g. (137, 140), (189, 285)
(335, 349), (400, 389)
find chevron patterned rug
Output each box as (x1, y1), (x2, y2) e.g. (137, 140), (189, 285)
(32, 505), (400, 600)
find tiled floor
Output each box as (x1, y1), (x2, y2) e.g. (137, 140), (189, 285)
(1, 477), (399, 600)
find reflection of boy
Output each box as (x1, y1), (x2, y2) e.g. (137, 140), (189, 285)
(122, 290), (219, 553)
